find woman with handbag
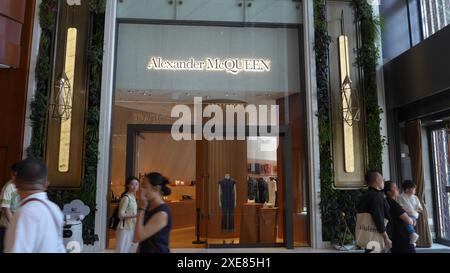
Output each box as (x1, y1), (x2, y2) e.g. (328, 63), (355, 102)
(115, 176), (139, 253)
(384, 181), (416, 253)
(134, 172), (172, 253)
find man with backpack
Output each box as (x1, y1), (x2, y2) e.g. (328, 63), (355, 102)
(4, 158), (66, 253)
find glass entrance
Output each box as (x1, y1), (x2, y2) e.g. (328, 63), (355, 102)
(108, 17), (309, 249)
(430, 126), (450, 244)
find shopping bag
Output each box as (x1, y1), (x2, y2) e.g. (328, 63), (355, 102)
(355, 213), (388, 252)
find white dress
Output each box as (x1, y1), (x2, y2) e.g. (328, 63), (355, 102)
(115, 194), (138, 253)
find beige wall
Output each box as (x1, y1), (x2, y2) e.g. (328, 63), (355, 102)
(110, 105), (178, 197)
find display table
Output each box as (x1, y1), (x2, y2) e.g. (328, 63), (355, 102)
(167, 199), (196, 229)
(239, 203), (263, 244)
(259, 207), (278, 243)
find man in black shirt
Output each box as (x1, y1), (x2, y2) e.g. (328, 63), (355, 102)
(357, 170), (392, 251)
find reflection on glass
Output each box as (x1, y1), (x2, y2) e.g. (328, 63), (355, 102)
(431, 128), (450, 241)
(338, 35), (355, 173)
(58, 28), (77, 173)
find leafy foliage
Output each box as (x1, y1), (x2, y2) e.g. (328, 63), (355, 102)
(27, 0), (105, 245)
(314, 0), (384, 244)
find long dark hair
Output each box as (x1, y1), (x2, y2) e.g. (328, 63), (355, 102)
(121, 176), (139, 198)
(145, 172), (171, 196)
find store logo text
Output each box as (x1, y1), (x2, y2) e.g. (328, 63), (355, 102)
(147, 57), (271, 75)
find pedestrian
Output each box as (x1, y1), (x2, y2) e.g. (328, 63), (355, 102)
(115, 176), (139, 253)
(4, 158), (66, 253)
(395, 180), (422, 245)
(134, 172), (172, 253)
(384, 181), (416, 253)
(356, 170), (392, 252)
(0, 163), (20, 253)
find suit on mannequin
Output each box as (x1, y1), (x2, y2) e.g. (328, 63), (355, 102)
(219, 174), (237, 233)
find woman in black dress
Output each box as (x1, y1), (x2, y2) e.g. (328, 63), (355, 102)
(384, 181), (416, 253)
(134, 172), (172, 253)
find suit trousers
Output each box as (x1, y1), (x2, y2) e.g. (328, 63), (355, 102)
(221, 206), (234, 232)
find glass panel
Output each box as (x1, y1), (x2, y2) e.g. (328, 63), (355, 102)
(58, 27), (77, 173)
(117, 0), (176, 20)
(245, 0), (302, 24)
(109, 4), (307, 249)
(431, 128), (450, 241)
(421, 0), (450, 39)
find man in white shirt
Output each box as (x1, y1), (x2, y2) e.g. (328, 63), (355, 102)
(4, 158), (66, 253)
(0, 163), (20, 253)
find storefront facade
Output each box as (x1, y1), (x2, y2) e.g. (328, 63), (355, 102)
(13, 0), (392, 252)
(96, 0), (321, 251)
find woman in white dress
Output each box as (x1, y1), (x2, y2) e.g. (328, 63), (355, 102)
(115, 176), (139, 253)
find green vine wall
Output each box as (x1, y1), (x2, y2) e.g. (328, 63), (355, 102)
(27, 0), (106, 245)
(314, 0), (385, 244)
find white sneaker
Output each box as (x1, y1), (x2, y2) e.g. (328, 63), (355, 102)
(410, 233), (419, 244)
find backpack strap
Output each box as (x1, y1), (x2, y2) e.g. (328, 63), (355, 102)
(21, 198), (61, 235)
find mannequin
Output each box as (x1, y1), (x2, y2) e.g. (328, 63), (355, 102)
(256, 177), (268, 204)
(247, 176), (257, 202)
(266, 177), (277, 206)
(218, 174), (237, 233)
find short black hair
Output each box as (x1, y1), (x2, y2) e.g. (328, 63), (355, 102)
(16, 158), (48, 185)
(384, 181), (395, 194)
(402, 180), (416, 190)
(11, 162), (20, 173)
(364, 170), (379, 185)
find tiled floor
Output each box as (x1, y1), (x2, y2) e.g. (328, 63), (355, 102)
(101, 244), (450, 253)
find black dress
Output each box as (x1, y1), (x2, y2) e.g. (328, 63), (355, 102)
(386, 197), (416, 253)
(138, 204), (172, 253)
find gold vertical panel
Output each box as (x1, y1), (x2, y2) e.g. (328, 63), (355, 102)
(338, 36), (350, 83)
(338, 35), (355, 173)
(58, 27), (77, 172)
(45, 0), (89, 188)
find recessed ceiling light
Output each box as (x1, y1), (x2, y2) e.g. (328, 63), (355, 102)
(435, 119), (443, 123)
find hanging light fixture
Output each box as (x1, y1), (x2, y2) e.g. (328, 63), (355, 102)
(338, 10), (360, 127)
(50, 72), (73, 121)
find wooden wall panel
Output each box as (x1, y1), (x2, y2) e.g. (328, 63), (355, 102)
(0, 0), (26, 23)
(0, 15), (22, 67)
(135, 131), (196, 194)
(197, 139), (247, 239)
(0, 0), (35, 185)
(0, 0), (26, 68)
(277, 93), (309, 245)
(204, 139), (248, 239)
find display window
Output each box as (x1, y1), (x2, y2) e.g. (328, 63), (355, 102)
(108, 1), (308, 249)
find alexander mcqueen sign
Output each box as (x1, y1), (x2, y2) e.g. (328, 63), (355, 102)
(147, 57), (271, 75)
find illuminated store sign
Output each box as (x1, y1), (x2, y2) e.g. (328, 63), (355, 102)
(147, 57), (271, 75)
